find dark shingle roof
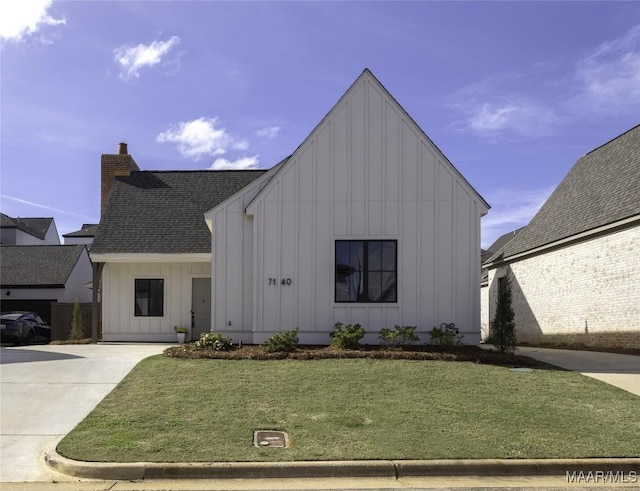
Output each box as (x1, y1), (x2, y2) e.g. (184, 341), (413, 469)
(91, 170), (267, 254)
(489, 125), (640, 262)
(63, 224), (99, 238)
(480, 227), (525, 282)
(0, 245), (85, 287)
(0, 213), (54, 240)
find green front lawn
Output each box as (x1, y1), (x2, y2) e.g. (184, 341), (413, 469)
(57, 356), (640, 462)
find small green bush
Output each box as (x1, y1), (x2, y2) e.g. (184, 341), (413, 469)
(428, 322), (463, 346)
(262, 328), (299, 353)
(491, 272), (517, 354)
(69, 300), (84, 340)
(379, 325), (419, 347)
(330, 322), (365, 349)
(194, 332), (233, 351)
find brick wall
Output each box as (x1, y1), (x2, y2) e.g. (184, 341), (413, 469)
(486, 225), (640, 349)
(480, 283), (489, 340)
(101, 146), (139, 213)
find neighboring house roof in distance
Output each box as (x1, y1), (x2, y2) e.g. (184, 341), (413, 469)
(487, 124), (640, 264)
(63, 224), (99, 238)
(481, 227), (525, 282)
(91, 170), (267, 254)
(0, 213), (54, 241)
(0, 245), (86, 288)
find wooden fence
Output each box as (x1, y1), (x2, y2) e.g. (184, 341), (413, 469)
(49, 303), (100, 341)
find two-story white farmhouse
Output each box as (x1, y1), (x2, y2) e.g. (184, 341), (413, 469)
(91, 69), (490, 344)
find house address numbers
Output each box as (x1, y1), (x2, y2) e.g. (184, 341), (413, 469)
(268, 277), (292, 286)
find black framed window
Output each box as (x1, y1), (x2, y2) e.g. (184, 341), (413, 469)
(335, 240), (397, 303)
(135, 279), (164, 317)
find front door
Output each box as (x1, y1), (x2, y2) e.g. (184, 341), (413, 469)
(191, 278), (211, 342)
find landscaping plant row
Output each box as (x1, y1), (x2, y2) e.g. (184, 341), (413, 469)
(163, 323), (545, 368)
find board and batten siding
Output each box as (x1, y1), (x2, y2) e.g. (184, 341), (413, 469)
(208, 178), (271, 343)
(101, 261), (210, 342)
(241, 74), (487, 344)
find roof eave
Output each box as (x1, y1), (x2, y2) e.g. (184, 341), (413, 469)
(484, 214), (640, 269)
(90, 252), (211, 263)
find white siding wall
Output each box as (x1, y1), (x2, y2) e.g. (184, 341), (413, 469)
(246, 76), (485, 344)
(486, 226), (640, 348)
(101, 261), (211, 342)
(210, 181), (266, 343)
(44, 222), (61, 245)
(61, 249), (92, 303)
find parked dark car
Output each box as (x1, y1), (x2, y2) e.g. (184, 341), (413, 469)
(0, 312), (51, 345)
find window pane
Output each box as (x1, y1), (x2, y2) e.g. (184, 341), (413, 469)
(380, 242), (396, 271)
(381, 272), (397, 301)
(367, 241), (382, 271)
(335, 240), (396, 303)
(135, 279), (164, 317)
(350, 242), (364, 271)
(368, 272), (382, 301)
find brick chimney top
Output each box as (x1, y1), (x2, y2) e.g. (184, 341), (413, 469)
(101, 143), (140, 214)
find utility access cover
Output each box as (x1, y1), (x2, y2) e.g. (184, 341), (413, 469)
(254, 430), (289, 448)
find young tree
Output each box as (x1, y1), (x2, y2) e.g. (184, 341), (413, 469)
(70, 300), (85, 340)
(491, 272), (517, 354)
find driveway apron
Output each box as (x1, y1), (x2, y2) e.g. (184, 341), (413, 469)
(0, 343), (168, 482)
(516, 346), (640, 396)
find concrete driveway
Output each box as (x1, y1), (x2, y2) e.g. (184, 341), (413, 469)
(0, 343), (169, 482)
(516, 346), (640, 396)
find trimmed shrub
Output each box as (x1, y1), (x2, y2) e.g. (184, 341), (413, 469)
(262, 328), (299, 353)
(194, 332), (233, 351)
(330, 322), (365, 349)
(491, 272), (517, 354)
(428, 322), (463, 346)
(69, 300), (84, 340)
(379, 325), (419, 347)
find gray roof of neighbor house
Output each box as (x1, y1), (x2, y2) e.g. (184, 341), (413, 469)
(0, 245), (86, 288)
(487, 124), (640, 263)
(481, 227), (525, 282)
(63, 224), (99, 238)
(91, 170), (268, 254)
(0, 213), (54, 240)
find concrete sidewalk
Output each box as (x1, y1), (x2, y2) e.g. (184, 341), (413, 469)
(515, 346), (640, 396)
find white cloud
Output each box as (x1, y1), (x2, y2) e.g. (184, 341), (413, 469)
(481, 187), (553, 248)
(575, 24), (640, 111)
(157, 117), (248, 159)
(0, 0), (65, 43)
(451, 90), (559, 141)
(255, 126), (281, 139)
(209, 156), (260, 170)
(114, 36), (181, 80)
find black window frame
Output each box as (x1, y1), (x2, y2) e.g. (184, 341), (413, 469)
(134, 278), (165, 317)
(334, 240), (397, 303)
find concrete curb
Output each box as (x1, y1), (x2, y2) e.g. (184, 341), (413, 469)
(44, 448), (640, 481)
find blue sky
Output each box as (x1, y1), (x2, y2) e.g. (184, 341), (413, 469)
(1, 1), (639, 248)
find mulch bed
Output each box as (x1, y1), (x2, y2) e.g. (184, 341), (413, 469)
(163, 344), (556, 369)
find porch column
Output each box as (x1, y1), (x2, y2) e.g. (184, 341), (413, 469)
(91, 262), (105, 343)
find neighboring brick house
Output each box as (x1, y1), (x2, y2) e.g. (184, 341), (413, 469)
(91, 69), (490, 343)
(480, 227), (524, 340)
(483, 125), (640, 349)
